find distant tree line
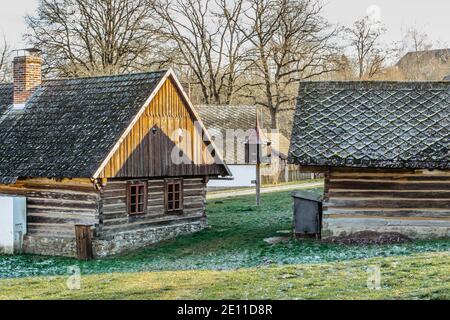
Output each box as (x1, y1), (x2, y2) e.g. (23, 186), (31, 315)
(0, 36), (12, 83)
(0, 0), (448, 130)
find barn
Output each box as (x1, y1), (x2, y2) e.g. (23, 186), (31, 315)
(195, 105), (261, 187)
(288, 81), (450, 239)
(196, 105), (306, 188)
(0, 50), (230, 258)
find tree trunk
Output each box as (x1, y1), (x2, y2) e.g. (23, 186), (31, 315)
(270, 108), (278, 129)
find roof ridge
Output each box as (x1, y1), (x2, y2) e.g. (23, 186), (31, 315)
(196, 104), (257, 108)
(403, 48), (450, 55)
(43, 70), (168, 83)
(299, 80), (450, 84)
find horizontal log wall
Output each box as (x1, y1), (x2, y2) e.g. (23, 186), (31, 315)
(0, 178), (99, 238)
(322, 168), (450, 238)
(99, 177), (206, 237)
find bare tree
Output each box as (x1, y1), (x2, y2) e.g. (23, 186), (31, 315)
(395, 25), (449, 80)
(405, 27), (433, 54)
(153, 0), (248, 105)
(345, 15), (387, 79)
(239, 0), (339, 129)
(0, 37), (12, 83)
(25, 0), (167, 77)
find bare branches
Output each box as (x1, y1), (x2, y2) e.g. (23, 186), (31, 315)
(345, 15), (388, 79)
(153, 0), (249, 104)
(239, 0), (339, 128)
(394, 25), (449, 80)
(24, 0), (339, 131)
(0, 36), (12, 83)
(25, 0), (166, 77)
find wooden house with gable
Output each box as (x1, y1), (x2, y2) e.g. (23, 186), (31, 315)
(288, 81), (450, 239)
(195, 105), (306, 187)
(0, 50), (230, 258)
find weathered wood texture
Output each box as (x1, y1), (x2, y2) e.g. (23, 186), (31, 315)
(99, 78), (226, 179)
(324, 168), (450, 218)
(322, 168), (450, 238)
(75, 225), (94, 260)
(98, 177), (206, 237)
(0, 178), (99, 238)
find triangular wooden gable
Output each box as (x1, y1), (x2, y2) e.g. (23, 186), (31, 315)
(94, 71), (230, 179)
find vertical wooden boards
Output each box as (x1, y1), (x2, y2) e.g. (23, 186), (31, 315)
(75, 224), (93, 260)
(99, 78), (226, 178)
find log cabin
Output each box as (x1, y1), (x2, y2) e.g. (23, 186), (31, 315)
(0, 50), (230, 258)
(288, 81), (450, 239)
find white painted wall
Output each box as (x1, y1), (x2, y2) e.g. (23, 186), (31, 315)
(208, 164), (256, 188)
(0, 197), (27, 254)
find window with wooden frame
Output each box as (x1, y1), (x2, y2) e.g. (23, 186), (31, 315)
(127, 181), (148, 215)
(165, 179), (183, 213)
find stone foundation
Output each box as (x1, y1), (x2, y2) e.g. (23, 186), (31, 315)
(23, 235), (77, 258)
(22, 218), (208, 258)
(322, 217), (450, 240)
(93, 219), (208, 258)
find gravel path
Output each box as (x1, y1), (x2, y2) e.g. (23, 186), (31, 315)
(206, 181), (324, 199)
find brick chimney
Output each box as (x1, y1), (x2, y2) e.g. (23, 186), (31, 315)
(13, 49), (42, 106)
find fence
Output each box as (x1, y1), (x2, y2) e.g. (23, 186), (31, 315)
(261, 164), (321, 185)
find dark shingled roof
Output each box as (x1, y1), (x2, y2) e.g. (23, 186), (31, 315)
(0, 71), (166, 180)
(196, 105), (257, 132)
(196, 105), (257, 164)
(0, 83), (13, 115)
(288, 82), (450, 169)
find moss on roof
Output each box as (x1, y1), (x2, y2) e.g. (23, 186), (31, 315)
(288, 81), (450, 169)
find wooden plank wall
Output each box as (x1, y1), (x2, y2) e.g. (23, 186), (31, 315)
(99, 177), (206, 237)
(322, 168), (450, 238)
(0, 179), (99, 238)
(100, 78), (226, 179)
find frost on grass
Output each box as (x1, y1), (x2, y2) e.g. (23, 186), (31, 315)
(0, 189), (449, 279)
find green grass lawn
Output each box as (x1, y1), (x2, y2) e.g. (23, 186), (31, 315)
(1, 189), (449, 281)
(0, 189), (449, 299)
(0, 252), (448, 299)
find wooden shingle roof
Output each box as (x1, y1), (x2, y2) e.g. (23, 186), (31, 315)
(196, 105), (258, 164)
(0, 83), (12, 116)
(288, 81), (450, 169)
(0, 71), (167, 181)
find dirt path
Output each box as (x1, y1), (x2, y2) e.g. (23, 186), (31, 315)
(206, 181), (324, 199)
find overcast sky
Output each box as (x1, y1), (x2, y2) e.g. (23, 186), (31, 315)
(324, 0), (450, 46)
(0, 0), (449, 48)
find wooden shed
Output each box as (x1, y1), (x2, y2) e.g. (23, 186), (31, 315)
(0, 51), (230, 258)
(288, 81), (450, 239)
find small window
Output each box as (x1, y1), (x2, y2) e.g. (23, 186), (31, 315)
(165, 179), (183, 213)
(127, 182), (147, 215)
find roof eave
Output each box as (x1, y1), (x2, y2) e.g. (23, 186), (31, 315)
(91, 69), (233, 179)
